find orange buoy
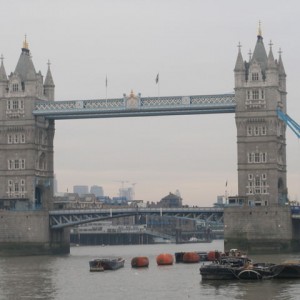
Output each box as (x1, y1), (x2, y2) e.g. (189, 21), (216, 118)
(182, 252), (200, 263)
(207, 251), (221, 261)
(156, 253), (174, 265)
(131, 256), (149, 268)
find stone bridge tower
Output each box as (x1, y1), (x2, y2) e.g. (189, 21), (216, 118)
(224, 27), (300, 253)
(234, 26), (287, 206)
(0, 39), (69, 255)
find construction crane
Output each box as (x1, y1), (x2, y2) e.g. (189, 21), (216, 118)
(277, 108), (300, 138)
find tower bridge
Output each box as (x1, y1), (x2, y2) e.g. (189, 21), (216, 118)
(0, 28), (300, 255)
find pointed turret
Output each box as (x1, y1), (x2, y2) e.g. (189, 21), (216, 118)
(234, 43), (246, 88)
(0, 54), (7, 81)
(14, 37), (37, 81)
(44, 60), (55, 101)
(278, 49), (286, 76)
(8, 37), (44, 97)
(278, 49), (286, 92)
(267, 41), (276, 69)
(234, 43), (245, 72)
(251, 23), (268, 71)
(0, 54), (8, 97)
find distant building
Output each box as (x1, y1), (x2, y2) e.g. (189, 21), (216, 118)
(90, 185), (104, 197)
(73, 185), (88, 196)
(119, 187), (134, 201)
(53, 174), (58, 195)
(157, 192), (182, 208)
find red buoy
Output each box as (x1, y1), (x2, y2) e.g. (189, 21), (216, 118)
(207, 251), (221, 261)
(182, 252), (200, 263)
(131, 256), (149, 268)
(156, 253), (174, 265)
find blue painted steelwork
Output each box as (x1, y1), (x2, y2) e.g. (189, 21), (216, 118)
(277, 108), (300, 138)
(49, 207), (224, 229)
(33, 93), (236, 120)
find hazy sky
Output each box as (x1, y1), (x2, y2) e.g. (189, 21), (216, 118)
(1, 0), (300, 206)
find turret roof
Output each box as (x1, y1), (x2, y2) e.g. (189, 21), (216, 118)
(0, 54), (7, 81)
(234, 43), (245, 72)
(14, 40), (37, 81)
(44, 61), (55, 86)
(251, 34), (268, 71)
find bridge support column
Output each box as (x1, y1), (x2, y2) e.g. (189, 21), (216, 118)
(0, 210), (69, 255)
(224, 205), (300, 254)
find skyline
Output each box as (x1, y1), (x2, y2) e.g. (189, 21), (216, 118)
(1, 0), (300, 206)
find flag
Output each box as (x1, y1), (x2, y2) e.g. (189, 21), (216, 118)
(105, 75), (108, 87)
(155, 73), (159, 84)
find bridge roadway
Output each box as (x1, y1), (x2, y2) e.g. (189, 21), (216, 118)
(49, 207), (224, 229)
(49, 205), (300, 229)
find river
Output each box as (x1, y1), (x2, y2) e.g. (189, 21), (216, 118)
(0, 240), (299, 300)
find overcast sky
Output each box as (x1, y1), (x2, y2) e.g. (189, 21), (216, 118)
(1, 0), (300, 206)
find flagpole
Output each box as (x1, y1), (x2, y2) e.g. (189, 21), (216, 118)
(105, 75), (108, 106)
(156, 73), (160, 99)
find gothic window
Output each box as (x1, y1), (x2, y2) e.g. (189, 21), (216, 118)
(254, 153), (260, 163)
(248, 153), (253, 163)
(247, 126), (252, 136)
(8, 134), (13, 144)
(12, 100), (18, 109)
(7, 101), (11, 110)
(12, 84), (19, 92)
(252, 73), (259, 81)
(8, 160), (13, 170)
(254, 126), (259, 135)
(261, 126), (266, 135)
(14, 134), (19, 143)
(262, 173), (267, 180)
(252, 90), (259, 100)
(261, 90), (264, 99)
(21, 159), (25, 169)
(14, 160), (19, 169)
(248, 174), (253, 180)
(14, 182), (19, 193)
(38, 153), (46, 170)
(247, 91), (251, 99)
(21, 134), (25, 143)
(261, 153), (267, 163)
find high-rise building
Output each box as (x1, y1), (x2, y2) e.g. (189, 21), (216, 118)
(73, 185), (89, 196)
(90, 185), (104, 197)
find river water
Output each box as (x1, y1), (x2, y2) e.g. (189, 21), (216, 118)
(0, 240), (300, 300)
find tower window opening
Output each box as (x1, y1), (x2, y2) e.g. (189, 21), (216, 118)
(252, 73), (259, 81)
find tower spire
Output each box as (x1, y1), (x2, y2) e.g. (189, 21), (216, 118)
(23, 34), (29, 50)
(258, 20), (262, 38)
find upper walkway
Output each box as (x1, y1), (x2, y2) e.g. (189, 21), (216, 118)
(33, 93), (236, 119)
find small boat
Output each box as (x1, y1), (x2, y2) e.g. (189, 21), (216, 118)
(131, 256), (149, 268)
(89, 257), (125, 271)
(271, 260), (300, 278)
(182, 252), (200, 263)
(156, 253), (174, 265)
(200, 256), (275, 280)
